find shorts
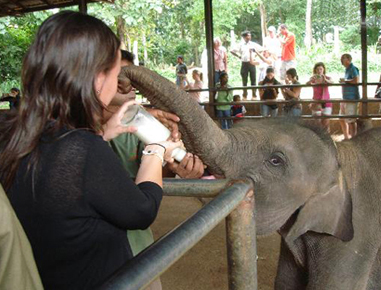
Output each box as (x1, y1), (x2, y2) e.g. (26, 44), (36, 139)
(280, 60), (296, 80)
(340, 102), (358, 123)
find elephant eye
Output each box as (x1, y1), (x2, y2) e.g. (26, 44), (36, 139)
(268, 153), (285, 167)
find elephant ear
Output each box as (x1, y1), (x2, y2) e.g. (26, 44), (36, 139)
(281, 170), (353, 267)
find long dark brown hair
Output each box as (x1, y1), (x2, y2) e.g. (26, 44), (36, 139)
(0, 11), (120, 190)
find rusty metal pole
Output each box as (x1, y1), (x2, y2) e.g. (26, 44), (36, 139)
(360, 0), (367, 116)
(226, 190), (257, 290)
(204, 0), (215, 117)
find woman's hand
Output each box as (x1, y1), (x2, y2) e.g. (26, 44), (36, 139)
(102, 100), (138, 141)
(161, 140), (185, 164)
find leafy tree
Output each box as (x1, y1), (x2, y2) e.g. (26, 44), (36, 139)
(0, 11), (51, 90)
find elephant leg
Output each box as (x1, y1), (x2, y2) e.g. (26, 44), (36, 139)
(304, 235), (379, 290)
(275, 238), (308, 290)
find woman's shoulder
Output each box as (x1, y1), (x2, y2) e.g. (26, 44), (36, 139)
(194, 80), (203, 89)
(53, 129), (104, 151)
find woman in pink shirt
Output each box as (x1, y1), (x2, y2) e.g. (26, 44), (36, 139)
(213, 37), (228, 85)
(307, 62), (334, 132)
(185, 70), (204, 103)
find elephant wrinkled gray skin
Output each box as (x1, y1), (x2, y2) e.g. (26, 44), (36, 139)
(122, 65), (381, 289)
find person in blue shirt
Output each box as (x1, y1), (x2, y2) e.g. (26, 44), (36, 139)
(339, 54), (360, 140)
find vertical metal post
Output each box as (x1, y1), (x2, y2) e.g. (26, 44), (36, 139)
(204, 0), (215, 116)
(78, 0), (87, 14)
(360, 0), (367, 116)
(226, 190), (257, 290)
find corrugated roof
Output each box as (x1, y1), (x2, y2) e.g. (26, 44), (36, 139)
(0, 0), (113, 17)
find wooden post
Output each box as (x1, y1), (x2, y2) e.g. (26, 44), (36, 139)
(78, 0), (87, 14)
(360, 0), (367, 116)
(204, 0), (215, 117)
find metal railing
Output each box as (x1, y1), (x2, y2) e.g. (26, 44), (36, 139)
(184, 82), (381, 120)
(99, 179), (257, 290)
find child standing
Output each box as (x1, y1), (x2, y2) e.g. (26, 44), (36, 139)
(306, 62), (333, 132)
(231, 95), (247, 122)
(215, 72), (233, 129)
(250, 49), (275, 82)
(185, 70), (203, 103)
(258, 67), (281, 117)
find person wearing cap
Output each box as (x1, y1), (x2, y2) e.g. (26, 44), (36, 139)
(278, 24), (296, 81)
(231, 30), (262, 99)
(263, 26), (282, 78)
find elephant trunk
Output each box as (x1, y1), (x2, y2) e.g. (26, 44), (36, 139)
(122, 65), (229, 176)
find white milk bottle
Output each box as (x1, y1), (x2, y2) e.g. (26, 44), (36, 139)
(121, 104), (187, 162)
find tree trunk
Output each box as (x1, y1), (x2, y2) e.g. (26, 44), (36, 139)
(259, 3), (268, 44)
(180, 22), (185, 39)
(142, 32), (148, 65)
(194, 45), (200, 66)
(117, 16), (127, 50)
(230, 29), (236, 49)
(304, 0), (313, 49)
(133, 40), (139, 66)
(127, 34), (131, 52)
(278, 8), (284, 24)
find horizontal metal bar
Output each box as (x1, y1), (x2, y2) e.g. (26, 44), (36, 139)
(99, 180), (253, 290)
(137, 83), (381, 95)
(162, 178), (231, 197)
(215, 114), (374, 120)
(209, 99), (378, 106)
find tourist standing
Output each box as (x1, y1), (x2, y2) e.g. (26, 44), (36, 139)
(263, 26), (282, 78)
(176, 55), (188, 89)
(213, 37), (228, 85)
(215, 72), (233, 129)
(281, 68), (302, 116)
(231, 31), (262, 99)
(339, 53), (360, 140)
(278, 24), (296, 81)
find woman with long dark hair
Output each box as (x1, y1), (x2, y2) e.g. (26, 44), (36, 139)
(0, 11), (181, 290)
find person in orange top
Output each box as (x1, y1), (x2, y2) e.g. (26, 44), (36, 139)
(278, 24), (296, 81)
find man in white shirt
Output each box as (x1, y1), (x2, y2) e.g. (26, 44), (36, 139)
(231, 31), (262, 99)
(263, 26), (282, 78)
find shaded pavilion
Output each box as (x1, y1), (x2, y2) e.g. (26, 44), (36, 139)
(0, 0), (373, 117)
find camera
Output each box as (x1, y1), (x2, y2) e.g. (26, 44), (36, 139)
(250, 48), (256, 52)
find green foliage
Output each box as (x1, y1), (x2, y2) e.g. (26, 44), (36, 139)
(0, 11), (51, 87)
(0, 79), (20, 95)
(340, 25), (361, 46)
(1, 0), (381, 92)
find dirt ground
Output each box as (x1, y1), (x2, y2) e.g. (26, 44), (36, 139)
(151, 196), (280, 290)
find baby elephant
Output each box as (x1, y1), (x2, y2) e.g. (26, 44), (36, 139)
(124, 65), (381, 289)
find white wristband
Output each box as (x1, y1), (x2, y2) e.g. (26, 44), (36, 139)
(142, 149), (164, 165)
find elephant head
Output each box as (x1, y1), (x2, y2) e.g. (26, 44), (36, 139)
(122, 65), (354, 247)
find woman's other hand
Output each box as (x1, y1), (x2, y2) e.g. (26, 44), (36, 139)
(102, 100), (138, 141)
(155, 139), (185, 164)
